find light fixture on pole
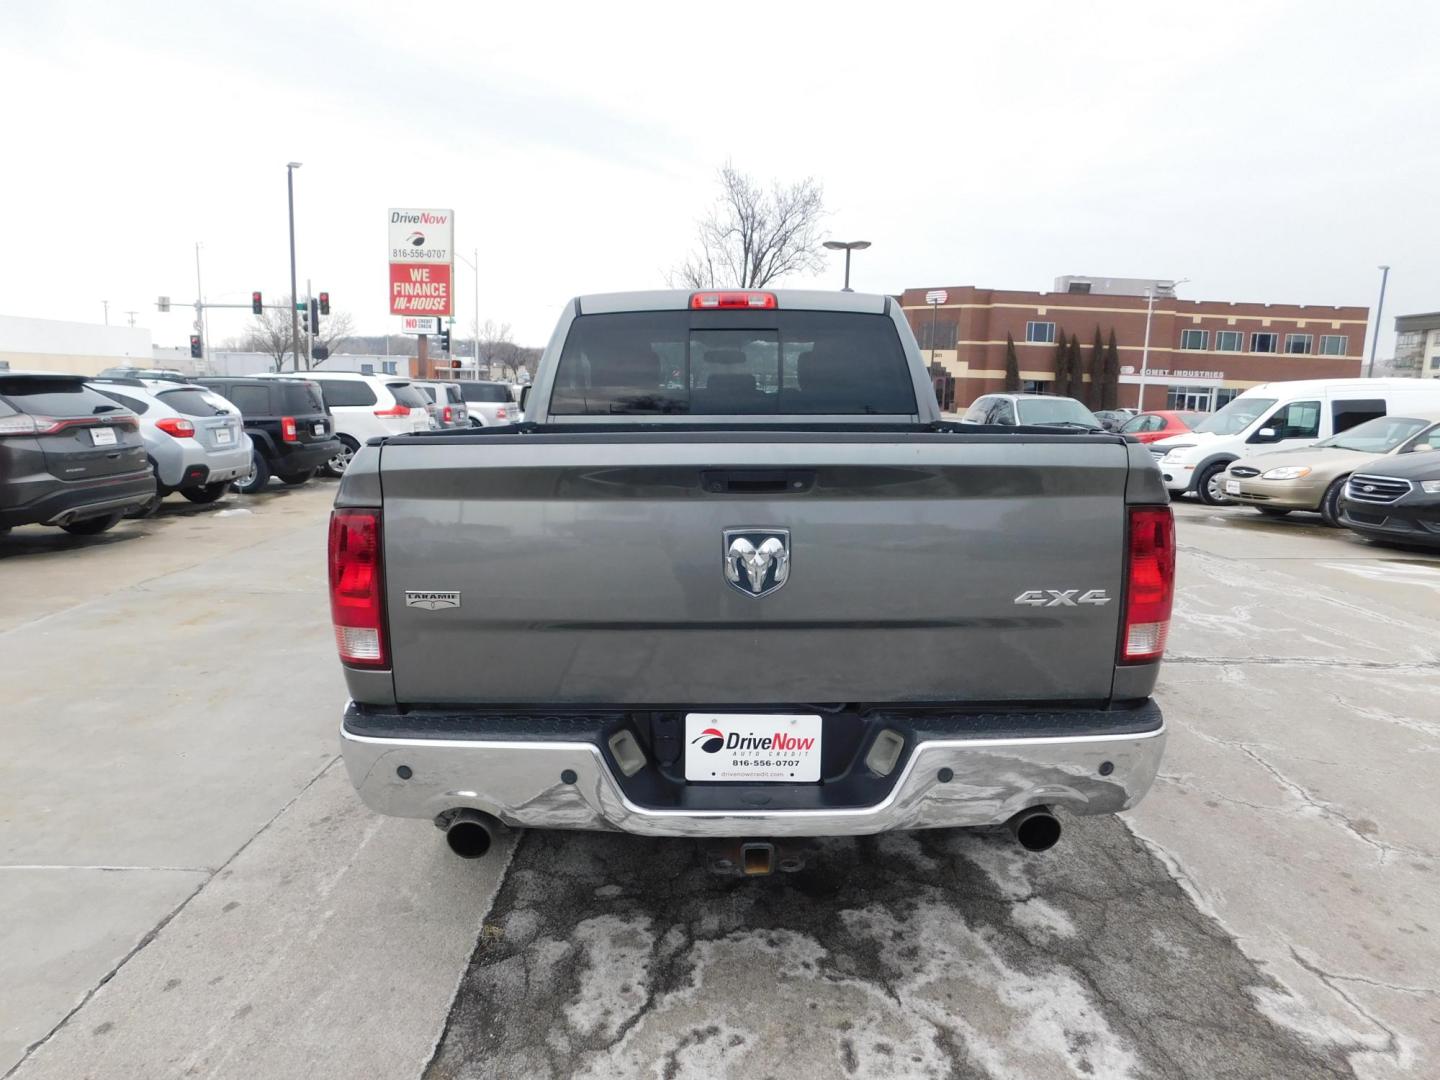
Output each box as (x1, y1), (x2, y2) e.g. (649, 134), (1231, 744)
(1366, 265), (1390, 379)
(1136, 278), (1189, 412)
(822, 240), (871, 292)
(286, 162), (303, 372)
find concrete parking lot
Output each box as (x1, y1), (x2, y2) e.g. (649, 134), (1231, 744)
(2, 488), (1437, 1080)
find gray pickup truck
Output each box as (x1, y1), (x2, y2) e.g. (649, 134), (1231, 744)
(329, 289), (1173, 866)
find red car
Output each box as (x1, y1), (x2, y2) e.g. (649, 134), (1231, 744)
(1120, 410), (1205, 444)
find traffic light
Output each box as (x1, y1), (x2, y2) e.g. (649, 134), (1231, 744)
(251, 291), (263, 314)
(189, 335), (202, 359)
(309, 303), (320, 334)
(318, 291), (330, 316)
(440, 328), (451, 352)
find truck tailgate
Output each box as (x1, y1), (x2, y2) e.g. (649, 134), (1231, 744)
(378, 433), (1131, 705)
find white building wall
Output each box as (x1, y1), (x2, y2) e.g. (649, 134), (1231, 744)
(0, 315), (153, 374)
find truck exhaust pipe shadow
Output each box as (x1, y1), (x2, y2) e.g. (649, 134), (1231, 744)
(444, 809), (499, 859)
(1007, 806), (1062, 852)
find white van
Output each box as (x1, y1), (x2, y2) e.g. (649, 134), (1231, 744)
(1152, 379), (1440, 504)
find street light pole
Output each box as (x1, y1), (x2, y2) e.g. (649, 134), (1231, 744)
(1136, 288), (1156, 412)
(286, 162), (303, 373)
(1366, 264), (1390, 378)
(455, 248), (481, 374)
(822, 240), (871, 292)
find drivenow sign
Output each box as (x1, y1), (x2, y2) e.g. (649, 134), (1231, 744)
(388, 208), (454, 316)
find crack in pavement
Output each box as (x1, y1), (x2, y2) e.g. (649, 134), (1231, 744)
(424, 819), (1356, 1080)
(1181, 728), (1435, 865)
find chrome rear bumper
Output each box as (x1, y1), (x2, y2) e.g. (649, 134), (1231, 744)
(341, 711), (1165, 838)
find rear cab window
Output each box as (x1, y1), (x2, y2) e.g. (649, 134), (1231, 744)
(277, 381), (326, 414)
(156, 388), (227, 417)
(460, 383), (511, 403)
(1, 378), (130, 418)
(313, 379), (378, 408)
(549, 310), (918, 416)
(387, 382), (430, 409)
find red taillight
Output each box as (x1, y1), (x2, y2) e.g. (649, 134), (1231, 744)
(442, 405), (453, 423)
(0, 414), (134, 436)
(495, 406), (507, 420)
(155, 417), (196, 438)
(374, 404), (411, 417)
(1121, 506), (1176, 664)
(690, 291), (777, 309)
(281, 416), (298, 442)
(328, 509), (387, 667)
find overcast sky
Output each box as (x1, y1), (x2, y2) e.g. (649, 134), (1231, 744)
(2, 1), (1435, 356)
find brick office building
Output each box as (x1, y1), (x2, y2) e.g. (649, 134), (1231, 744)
(898, 279), (1368, 412)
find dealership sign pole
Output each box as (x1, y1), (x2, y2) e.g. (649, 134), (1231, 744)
(389, 208), (454, 379)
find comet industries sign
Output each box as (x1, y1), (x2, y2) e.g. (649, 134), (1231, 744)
(388, 208), (454, 317)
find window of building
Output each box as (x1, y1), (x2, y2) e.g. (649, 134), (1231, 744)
(1025, 321), (1056, 344)
(1021, 379), (1051, 395)
(1067, 282), (1092, 294)
(1332, 399), (1386, 434)
(1215, 330), (1243, 352)
(1250, 332), (1278, 353)
(1165, 388), (1189, 409)
(382, 361), (398, 375)
(1214, 388), (1241, 408)
(916, 319), (958, 350)
(1284, 334), (1313, 355)
(1180, 329), (1208, 350)
(1319, 335), (1348, 355)
(359, 364), (374, 375)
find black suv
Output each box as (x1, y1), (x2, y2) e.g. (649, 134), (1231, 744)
(0, 373), (156, 536)
(197, 377), (339, 493)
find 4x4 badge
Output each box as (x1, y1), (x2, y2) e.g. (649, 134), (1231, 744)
(405, 590), (461, 610)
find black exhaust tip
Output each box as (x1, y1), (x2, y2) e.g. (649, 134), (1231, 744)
(1008, 806), (1062, 852)
(444, 809), (497, 859)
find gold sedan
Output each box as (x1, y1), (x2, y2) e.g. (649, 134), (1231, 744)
(1222, 412), (1440, 525)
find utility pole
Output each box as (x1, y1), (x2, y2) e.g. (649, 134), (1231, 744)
(1366, 265), (1391, 378)
(286, 162), (303, 372)
(102, 300), (110, 325)
(125, 311), (137, 327)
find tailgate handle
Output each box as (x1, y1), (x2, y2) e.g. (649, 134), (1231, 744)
(702, 470), (814, 495)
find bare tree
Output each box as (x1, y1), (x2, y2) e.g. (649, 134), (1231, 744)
(469, 318), (529, 379)
(671, 164), (827, 289)
(241, 295), (354, 370)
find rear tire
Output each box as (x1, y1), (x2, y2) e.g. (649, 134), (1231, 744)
(1319, 477), (1348, 527)
(322, 436), (358, 478)
(276, 467), (316, 486)
(182, 482), (230, 504)
(233, 451), (270, 494)
(61, 513), (122, 536)
(1256, 507), (1291, 517)
(1196, 462), (1235, 506)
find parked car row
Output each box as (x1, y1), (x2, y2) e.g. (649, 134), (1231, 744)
(1141, 378), (1440, 549)
(1, 369), (527, 539)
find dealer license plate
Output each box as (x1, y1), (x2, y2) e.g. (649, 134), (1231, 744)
(89, 427), (117, 446)
(312, 422), (326, 435)
(684, 713), (822, 782)
(214, 427), (233, 445)
(1224, 480), (1240, 495)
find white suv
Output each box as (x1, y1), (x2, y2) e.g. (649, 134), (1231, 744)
(257, 372), (432, 475)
